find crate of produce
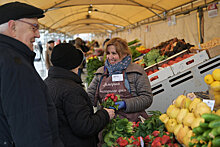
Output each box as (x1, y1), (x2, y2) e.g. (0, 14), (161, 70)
(171, 50), (209, 75)
(190, 38), (220, 58)
(206, 45), (220, 58)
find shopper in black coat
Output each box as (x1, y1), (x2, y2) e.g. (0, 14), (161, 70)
(0, 2), (63, 147)
(44, 43), (115, 147)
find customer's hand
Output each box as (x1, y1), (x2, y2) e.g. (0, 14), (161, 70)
(115, 101), (126, 110)
(104, 108), (115, 120)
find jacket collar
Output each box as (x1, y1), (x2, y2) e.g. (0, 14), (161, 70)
(95, 63), (143, 75)
(48, 66), (83, 85)
(0, 34), (36, 63)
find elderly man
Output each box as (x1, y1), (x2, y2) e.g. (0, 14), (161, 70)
(0, 2), (63, 147)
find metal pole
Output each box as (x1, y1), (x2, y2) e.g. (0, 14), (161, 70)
(198, 7), (204, 44)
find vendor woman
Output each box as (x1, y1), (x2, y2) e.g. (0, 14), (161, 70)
(87, 37), (153, 122)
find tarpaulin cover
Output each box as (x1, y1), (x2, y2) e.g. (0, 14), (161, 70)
(0, 0), (216, 35)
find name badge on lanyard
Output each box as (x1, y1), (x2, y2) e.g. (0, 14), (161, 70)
(112, 74), (123, 82)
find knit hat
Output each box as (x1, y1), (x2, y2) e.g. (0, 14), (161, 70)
(51, 43), (84, 70)
(47, 40), (55, 44)
(0, 2), (44, 25)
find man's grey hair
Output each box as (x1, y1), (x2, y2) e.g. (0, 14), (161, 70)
(0, 22), (8, 33)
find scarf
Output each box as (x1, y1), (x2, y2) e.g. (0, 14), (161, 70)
(104, 56), (131, 93)
(105, 55), (131, 75)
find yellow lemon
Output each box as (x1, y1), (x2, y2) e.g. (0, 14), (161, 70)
(204, 74), (214, 85)
(211, 81), (220, 92)
(212, 69), (220, 81)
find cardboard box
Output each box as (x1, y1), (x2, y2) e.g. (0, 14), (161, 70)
(171, 50), (210, 75)
(206, 45), (220, 58)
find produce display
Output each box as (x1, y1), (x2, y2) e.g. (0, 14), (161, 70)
(159, 93), (220, 147)
(102, 111), (181, 147)
(86, 55), (104, 85)
(135, 37), (194, 69)
(128, 39), (140, 46)
(85, 38), (220, 147)
(102, 116), (134, 147)
(191, 38), (220, 50)
(204, 69), (220, 108)
(190, 113), (220, 147)
(151, 37), (194, 57)
(143, 49), (167, 67)
(128, 39), (142, 61)
(145, 51), (193, 76)
(135, 46), (151, 54)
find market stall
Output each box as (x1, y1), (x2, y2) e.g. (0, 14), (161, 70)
(1, 1), (220, 147)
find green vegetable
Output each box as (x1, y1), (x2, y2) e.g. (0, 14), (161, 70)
(156, 55), (167, 63)
(86, 57), (104, 85)
(209, 127), (220, 138)
(129, 44), (142, 61)
(146, 49), (160, 61)
(212, 136), (220, 147)
(201, 113), (220, 122)
(208, 119), (220, 128)
(102, 116), (134, 145)
(193, 127), (204, 135)
(131, 48), (142, 60)
(133, 111), (165, 138)
(128, 39), (140, 46)
(143, 49), (162, 67)
(104, 131), (115, 147)
(147, 60), (156, 66)
(196, 135), (208, 142)
(202, 129), (211, 138)
(200, 122), (209, 128)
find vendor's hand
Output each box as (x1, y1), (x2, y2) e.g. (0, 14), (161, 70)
(115, 101), (126, 110)
(104, 108), (115, 120)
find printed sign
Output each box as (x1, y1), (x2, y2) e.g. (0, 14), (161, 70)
(208, 3), (218, 18)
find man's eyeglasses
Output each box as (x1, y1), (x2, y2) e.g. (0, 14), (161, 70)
(17, 20), (39, 32)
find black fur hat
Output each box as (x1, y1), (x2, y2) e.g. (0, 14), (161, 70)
(51, 43), (84, 70)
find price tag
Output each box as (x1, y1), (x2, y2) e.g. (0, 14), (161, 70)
(112, 74), (123, 82)
(203, 99), (215, 111)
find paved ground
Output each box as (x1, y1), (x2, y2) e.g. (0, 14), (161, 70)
(34, 59), (48, 80)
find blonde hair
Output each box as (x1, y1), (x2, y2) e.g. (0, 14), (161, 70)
(105, 37), (131, 58)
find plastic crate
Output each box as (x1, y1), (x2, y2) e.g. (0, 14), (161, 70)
(171, 50), (209, 75)
(148, 66), (174, 86)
